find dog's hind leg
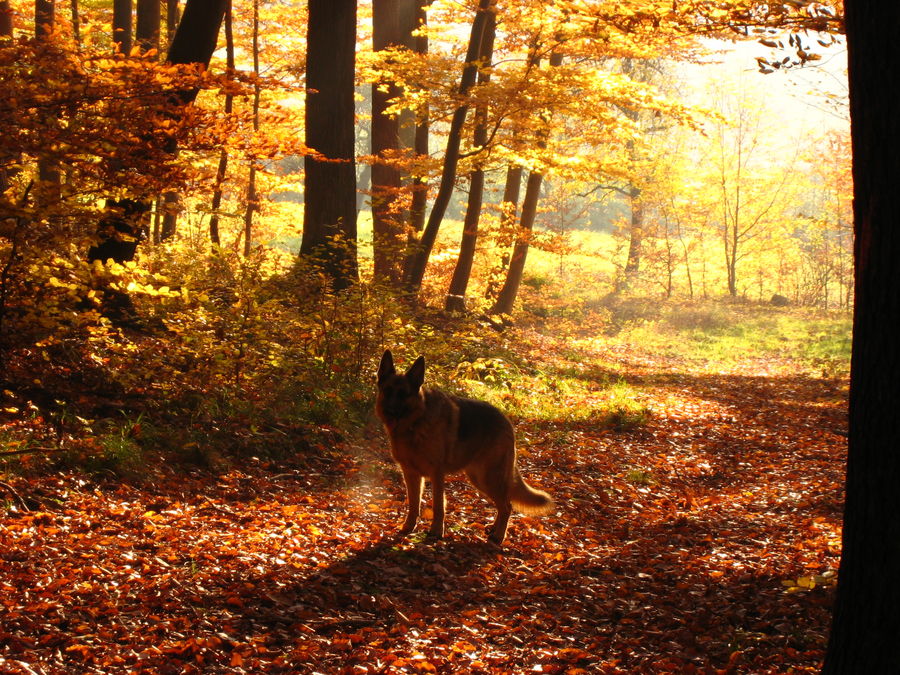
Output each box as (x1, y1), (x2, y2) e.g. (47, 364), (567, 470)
(399, 469), (423, 537)
(487, 500), (512, 546)
(427, 473), (446, 539)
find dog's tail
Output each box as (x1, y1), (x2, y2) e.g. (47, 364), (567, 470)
(510, 468), (554, 515)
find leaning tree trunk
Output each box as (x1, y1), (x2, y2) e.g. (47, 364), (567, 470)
(445, 8), (496, 312)
(822, 2), (900, 673)
(402, 0), (494, 294)
(490, 169), (543, 315)
(489, 50), (563, 315)
(485, 163), (523, 300)
(300, 0), (358, 291)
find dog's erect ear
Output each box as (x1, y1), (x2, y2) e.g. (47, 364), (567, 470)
(377, 350), (395, 384)
(406, 355), (426, 391)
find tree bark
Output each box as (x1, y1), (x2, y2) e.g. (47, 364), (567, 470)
(489, 50), (563, 315)
(621, 180), (643, 290)
(445, 8), (496, 312)
(165, 0), (179, 46)
(208, 0), (233, 248)
(371, 0), (419, 286)
(135, 0), (159, 53)
(112, 0), (132, 54)
(485, 163), (523, 300)
(408, 0), (430, 234)
(0, 0), (12, 37)
(167, 0), (227, 74)
(242, 0), (259, 257)
(490, 169), (543, 315)
(34, 0), (61, 202)
(0, 1), (12, 194)
(300, 0), (358, 291)
(822, 2), (900, 672)
(402, 0), (494, 294)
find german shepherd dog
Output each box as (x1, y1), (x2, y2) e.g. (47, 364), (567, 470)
(376, 350), (554, 545)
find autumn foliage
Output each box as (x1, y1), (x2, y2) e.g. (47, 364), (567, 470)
(0, 0), (854, 672)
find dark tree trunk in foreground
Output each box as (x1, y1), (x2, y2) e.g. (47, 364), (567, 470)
(822, 3), (900, 672)
(402, 0), (494, 294)
(300, 0), (358, 291)
(445, 8), (496, 312)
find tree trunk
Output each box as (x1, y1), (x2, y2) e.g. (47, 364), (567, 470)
(208, 0), (232, 248)
(445, 8), (496, 312)
(0, 1), (13, 194)
(489, 50), (563, 315)
(165, 0), (179, 46)
(166, 0), (227, 74)
(135, 0), (159, 53)
(402, 0), (494, 294)
(34, 0), (61, 203)
(300, 0), (358, 291)
(112, 0), (132, 54)
(371, 0), (419, 286)
(0, 0), (12, 37)
(241, 0), (259, 257)
(621, 181), (643, 289)
(490, 169), (543, 315)
(485, 163), (523, 300)
(408, 0), (429, 235)
(822, 2), (900, 672)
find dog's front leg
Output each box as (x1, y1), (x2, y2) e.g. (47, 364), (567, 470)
(427, 473), (446, 539)
(399, 469), (423, 537)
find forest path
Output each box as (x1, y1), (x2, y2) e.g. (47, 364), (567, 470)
(0, 345), (846, 674)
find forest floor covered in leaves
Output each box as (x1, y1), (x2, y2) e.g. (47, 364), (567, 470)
(0, 321), (847, 674)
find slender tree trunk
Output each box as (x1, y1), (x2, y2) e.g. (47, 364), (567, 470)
(485, 163), (523, 300)
(69, 0), (81, 46)
(408, 0), (430, 235)
(0, 1), (14, 195)
(445, 8), (496, 312)
(490, 169), (543, 315)
(242, 0), (259, 257)
(300, 0), (358, 290)
(489, 50), (563, 315)
(402, 0), (494, 294)
(621, 180), (643, 289)
(34, 0), (61, 203)
(208, 0), (232, 247)
(822, 2), (900, 672)
(165, 0), (179, 46)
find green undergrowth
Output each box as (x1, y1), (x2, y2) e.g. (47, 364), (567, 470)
(1, 233), (851, 481)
